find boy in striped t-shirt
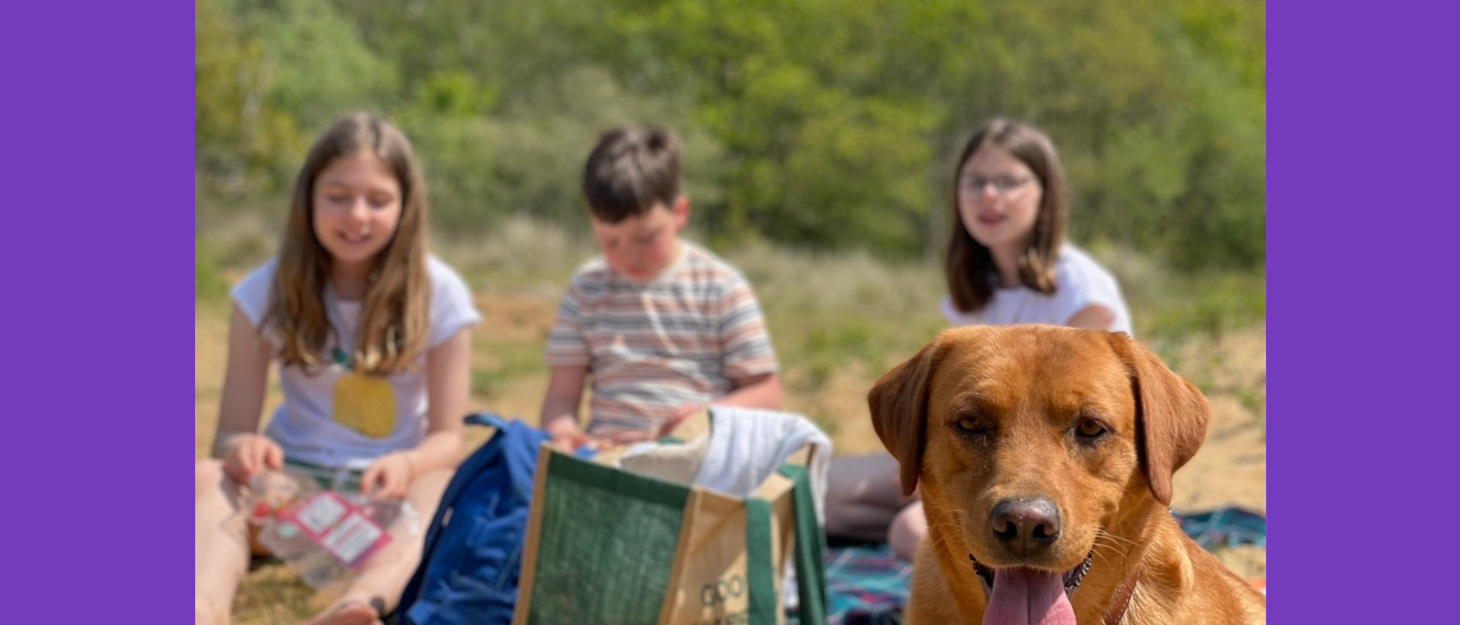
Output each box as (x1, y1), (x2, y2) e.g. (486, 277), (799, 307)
(539, 127), (782, 452)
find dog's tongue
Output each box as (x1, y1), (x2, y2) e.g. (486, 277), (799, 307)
(983, 568), (1077, 625)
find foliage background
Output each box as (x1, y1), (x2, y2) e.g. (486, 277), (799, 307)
(196, 0), (1264, 271)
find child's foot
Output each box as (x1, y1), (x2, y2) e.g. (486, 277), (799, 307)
(196, 594), (229, 625)
(301, 599), (381, 625)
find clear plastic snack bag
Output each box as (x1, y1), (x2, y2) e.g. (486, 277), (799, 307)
(245, 468), (419, 591)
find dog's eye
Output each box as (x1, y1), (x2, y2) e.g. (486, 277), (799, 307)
(956, 418), (987, 435)
(1075, 419), (1107, 438)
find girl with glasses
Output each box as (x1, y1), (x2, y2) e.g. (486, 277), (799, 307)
(825, 118), (1133, 562)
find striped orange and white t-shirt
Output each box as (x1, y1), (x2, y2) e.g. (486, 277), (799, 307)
(545, 241), (778, 434)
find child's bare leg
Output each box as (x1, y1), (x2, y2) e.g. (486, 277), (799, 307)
(303, 468), (453, 625)
(824, 453), (920, 542)
(195, 459), (252, 625)
(888, 500), (927, 561)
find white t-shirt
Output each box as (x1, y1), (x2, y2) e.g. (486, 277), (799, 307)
(940, 244), (1133, 335)
(232, 256), (481, 470)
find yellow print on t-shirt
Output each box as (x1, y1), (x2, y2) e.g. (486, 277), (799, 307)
(331, 348), (396, 438)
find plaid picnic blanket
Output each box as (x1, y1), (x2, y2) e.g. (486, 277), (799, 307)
(787, 543), (910, 625)
(796, 507), (1266, 624)
(821, 543), (911, 625)
(1171, 507), (1267, 550)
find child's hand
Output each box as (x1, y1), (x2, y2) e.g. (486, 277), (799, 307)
(361, 452), (414, 500)
(221, 433), (284, 484)
(602, 429), (658, 446)
(546, 419), (590, 452)
(597, 405), (701, 447)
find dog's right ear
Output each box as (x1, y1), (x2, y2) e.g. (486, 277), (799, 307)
(868, 336), (944, 497)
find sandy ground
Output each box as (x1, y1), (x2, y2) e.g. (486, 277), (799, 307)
(196, 293), (1266, 623)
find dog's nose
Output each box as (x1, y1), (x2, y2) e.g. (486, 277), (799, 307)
(990, 498), (1062, 554)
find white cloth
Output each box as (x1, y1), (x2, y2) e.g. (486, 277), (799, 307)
(940, 244), (1134, 335)
(231, 255), (481, 470)
(692, 406), (833, 527)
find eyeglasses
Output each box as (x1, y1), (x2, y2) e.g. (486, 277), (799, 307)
(959, 175), (1035, 196)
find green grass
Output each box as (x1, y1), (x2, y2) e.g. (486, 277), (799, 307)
(1092, 240), (1266, 340)
(200, 216), (1266, 405)
(196, 239), (232, 302)
(1143, 272), (1266, 339)
(724, 243), (949, 394)
(471, 340), (547, 399)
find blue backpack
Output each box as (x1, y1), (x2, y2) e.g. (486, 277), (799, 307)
(396, 413), (549, 625)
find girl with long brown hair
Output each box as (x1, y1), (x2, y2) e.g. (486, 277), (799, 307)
(195, 113), (480, 625)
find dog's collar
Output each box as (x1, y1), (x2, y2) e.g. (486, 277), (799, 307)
(1102, 565), (1142, 625)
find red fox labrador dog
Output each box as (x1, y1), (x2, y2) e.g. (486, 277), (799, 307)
(870, 325), (1265, 625)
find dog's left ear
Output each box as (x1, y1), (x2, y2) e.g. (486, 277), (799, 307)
(1108, 333), (1210, 506)
(868, 335), (945, 497)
